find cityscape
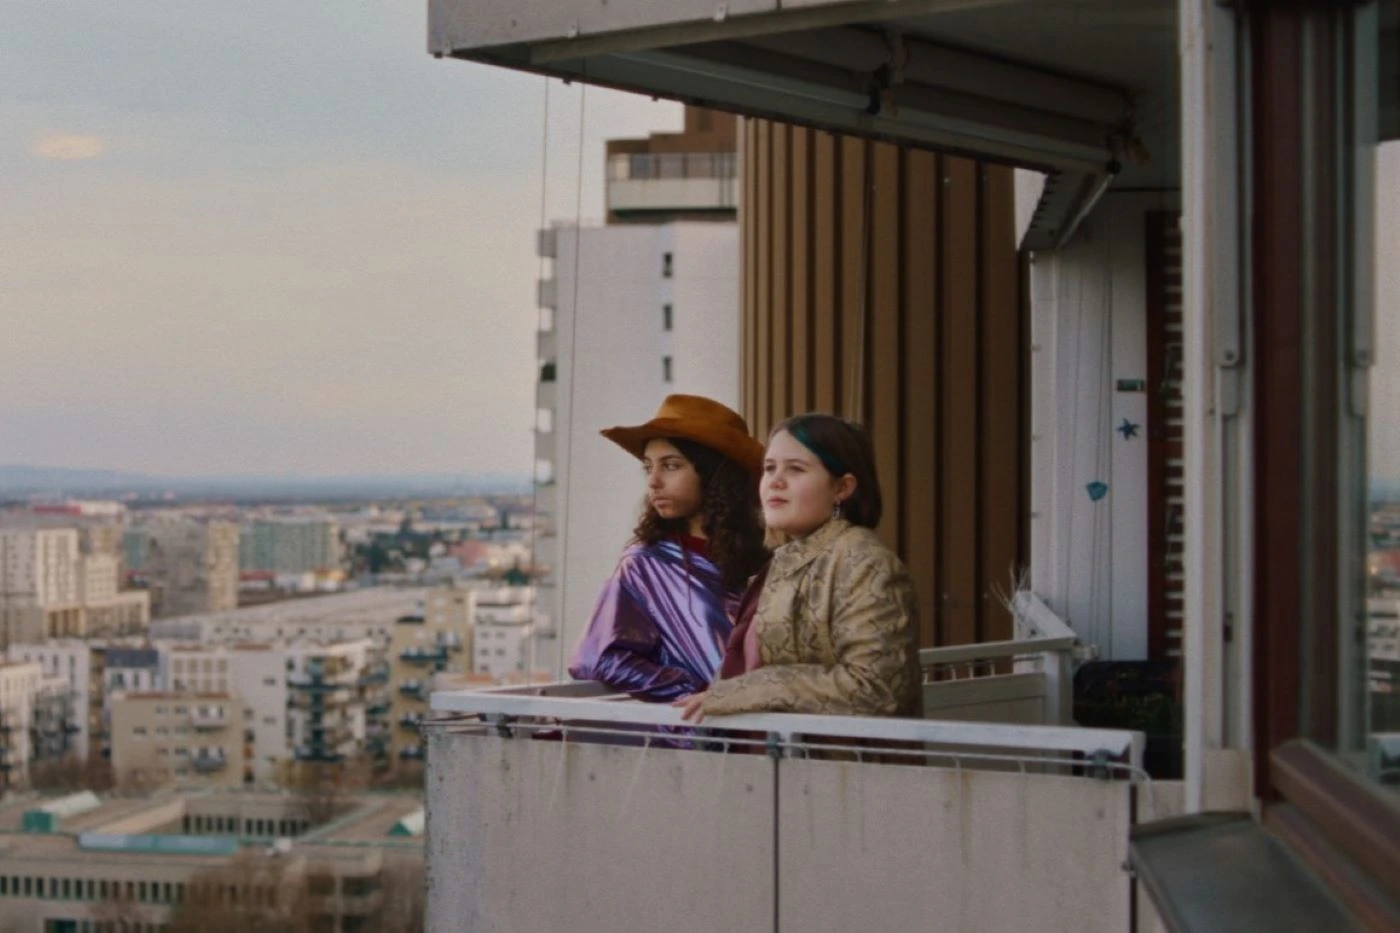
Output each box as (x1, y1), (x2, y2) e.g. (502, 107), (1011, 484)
(0, 488), (546, 930)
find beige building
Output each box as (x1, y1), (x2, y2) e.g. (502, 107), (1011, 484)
(138, 520), (239, 618)
(0, 528), (83, 646)
(0, 789), (422, 932)
(109, 692), (246, 788)
(388, 585), (472, 763)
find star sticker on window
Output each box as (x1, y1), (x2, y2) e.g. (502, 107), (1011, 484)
(1117, 418), (1140, 440)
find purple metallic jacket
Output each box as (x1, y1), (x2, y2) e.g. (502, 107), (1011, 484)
(569, 540), (738, 701)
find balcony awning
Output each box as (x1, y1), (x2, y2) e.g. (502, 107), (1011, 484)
(429, 0), (1177, 248)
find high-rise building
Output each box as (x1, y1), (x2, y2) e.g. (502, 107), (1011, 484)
(239, 516), (343, 574)
(534, 107), (741, 673)
(137, 519), (240, 618)
(0, 528), (82, 645)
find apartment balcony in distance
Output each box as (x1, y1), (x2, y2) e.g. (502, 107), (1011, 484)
(192, 753), (227, 774)
(606, 151), (738, 218)
(189, 710), (229, 731)
(426, 595), (1170, 932)
(359, 662), (391, 686)
(400, 646), (449, 666)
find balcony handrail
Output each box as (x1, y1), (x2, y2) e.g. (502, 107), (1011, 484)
(917, 634), (1075, 667)
(431, 684), (1142, 768)
(608, 150), (737, 181)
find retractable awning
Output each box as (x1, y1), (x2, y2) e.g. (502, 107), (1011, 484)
(429, 0), (1178, 248)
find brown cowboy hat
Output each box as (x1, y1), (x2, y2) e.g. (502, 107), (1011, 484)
(601, 394), (764, 478)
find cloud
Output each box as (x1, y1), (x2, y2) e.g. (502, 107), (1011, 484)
(31, 132), (105, 160)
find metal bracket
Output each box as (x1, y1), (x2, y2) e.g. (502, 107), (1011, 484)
(766, 731), (783, 760)
(1089, 749), (1112, 779)
(485, 713), (515, 738)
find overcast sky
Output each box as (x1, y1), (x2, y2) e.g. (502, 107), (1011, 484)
(1, 1), (681, 478)
(2, 4), (1395, 482)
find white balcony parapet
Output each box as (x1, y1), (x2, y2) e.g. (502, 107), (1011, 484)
(427, 675), (1150, 933)
(430, 684), (1141, 769)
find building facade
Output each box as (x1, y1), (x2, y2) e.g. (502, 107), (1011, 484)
(138, 520), (240, 618)
(239, 516), (343, 574)
(109, 692), (247, 788)
(534, 109), (742, 673)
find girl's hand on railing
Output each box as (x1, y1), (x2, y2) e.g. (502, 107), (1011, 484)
(672, 692), (708, 723)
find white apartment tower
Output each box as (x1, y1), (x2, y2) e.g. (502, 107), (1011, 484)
(534, 108), (742, 673)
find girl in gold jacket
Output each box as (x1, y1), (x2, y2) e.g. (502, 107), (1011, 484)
(675, 414), (922, 721)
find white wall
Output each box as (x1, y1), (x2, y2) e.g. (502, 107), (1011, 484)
(230, 648), (289, 781)
(1028, 192), (1180, 660)
(544, 220), (740, 676)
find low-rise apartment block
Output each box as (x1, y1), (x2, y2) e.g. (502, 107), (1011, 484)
(109, 693), (246, 788)
(0, 789), (423, 932)
(9, 641), (91, 760)
(148, 588), (422, 647)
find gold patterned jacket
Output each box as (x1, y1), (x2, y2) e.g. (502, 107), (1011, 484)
(702, 518), (922, 718)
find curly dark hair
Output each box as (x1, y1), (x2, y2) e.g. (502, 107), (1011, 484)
(632, 437), (768, 588)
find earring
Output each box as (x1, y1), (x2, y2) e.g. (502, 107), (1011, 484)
(831, 501), (843, 521)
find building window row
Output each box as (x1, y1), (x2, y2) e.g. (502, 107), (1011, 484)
(0, 873), (183, 906)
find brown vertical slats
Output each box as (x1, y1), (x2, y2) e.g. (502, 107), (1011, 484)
(771, 123), (791, 429)
(839, 136), (867, 422)
(812, 133), (839, 414)
(978, 165), (1019, 643)
(790, 127), (813, 414)
(754, 121), (772, 438)
(940, 156), (979, 646)
(741, 120), (756, 429)
(741, 124), (1023, 651)
(903, 149), (939, 648)
(870, 142), (902, 552)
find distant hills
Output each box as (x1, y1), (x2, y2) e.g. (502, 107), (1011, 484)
(0, 465), (530, 500)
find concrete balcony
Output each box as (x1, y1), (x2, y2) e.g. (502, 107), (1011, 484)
(425, 600), (1167, 932)
(400, 646), (449, 666)
(189, 711), (229, 731)
(191, 753), (227, 773)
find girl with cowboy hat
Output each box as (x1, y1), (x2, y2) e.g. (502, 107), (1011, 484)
(569, 394), (769, 701)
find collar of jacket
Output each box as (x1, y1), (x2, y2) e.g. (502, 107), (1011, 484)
(769, 517), (852, 580)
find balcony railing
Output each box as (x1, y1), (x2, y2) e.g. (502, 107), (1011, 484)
(360, 663), (391, 685)
(190, 711), (228, 731)
(192, 754), (227, 773)
(425, 606), (1151, 933)
(608, 152), (737, 181)
(400, 647), (449, 665)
